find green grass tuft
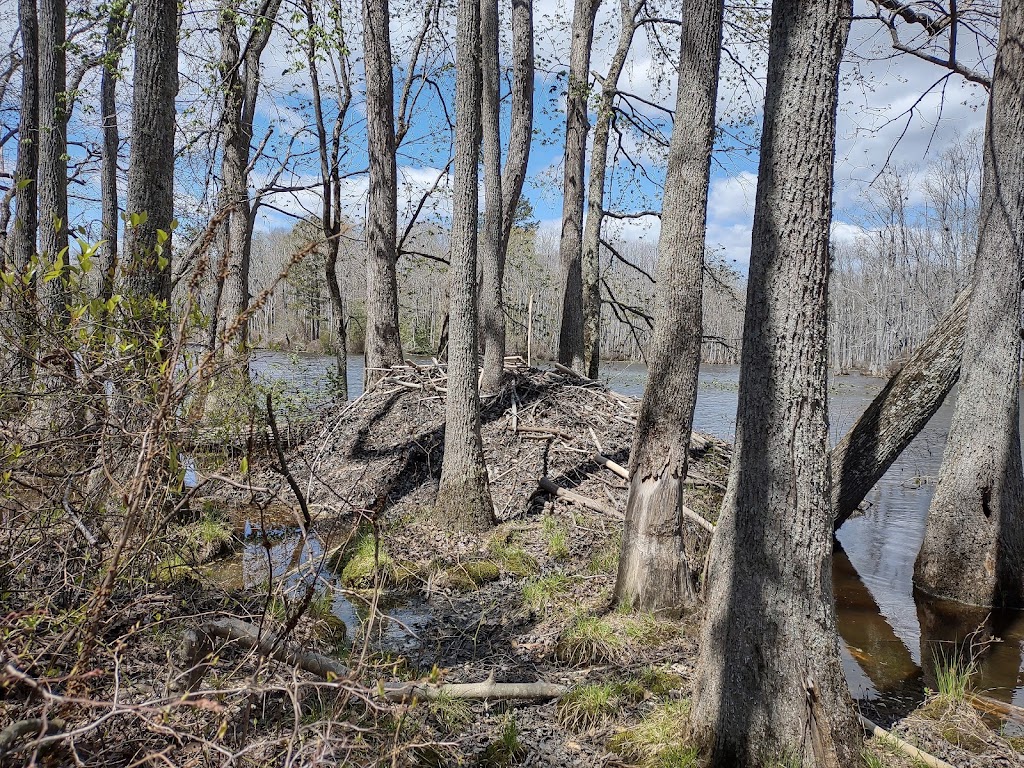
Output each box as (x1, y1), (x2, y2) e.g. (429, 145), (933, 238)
(336, 532), (394, 587)
(608, 701), (694, 766)
(587, 533), (621, 574)
(427, 690), (474, 733)
(521, 571), (571, 612)
(542, 515), (570, 560)
(558, 683), (623, 731)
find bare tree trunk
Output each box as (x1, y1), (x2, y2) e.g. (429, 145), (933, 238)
(98, 0), (129, 304)
(4, 0), (38, 396)
(915, 0), (1024, 609)
(831, 287), (969, 529)
(613, 0), (722, 615)
(580, 0), (639, 379)
(123, 0), (177, 322)
(362, 0), (404, 386)
(38, 0), (68, 325)
(556, 0), (600, 372)
(499, 0), (533, 256)
(435, 0), (494, 532)
(690, 2), (857, 765)
(477, 0), (504, 393)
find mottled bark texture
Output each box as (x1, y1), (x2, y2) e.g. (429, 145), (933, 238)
(556, 0), (600, 373)
(122, 0), (177, 322)
(613, 0), (722, 615)
(690, 2), (857, 765)
(210, 0), (282, 355)
(580, 0), (638, 380)
(362, 0), (404, 386)
(4, 0), (38, 394)
(915, 0), (1024, 609)
(478, 0), (504, 393)
(435, 0), (494, 532)
(831, 287), (969, 529)
(38, 0), (68, 324)
(98, 0), (129, 303)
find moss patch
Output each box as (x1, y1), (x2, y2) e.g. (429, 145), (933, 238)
(445, 560), (502, 591)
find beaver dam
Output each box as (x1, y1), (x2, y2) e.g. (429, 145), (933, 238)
(5, 362), (1023, 766)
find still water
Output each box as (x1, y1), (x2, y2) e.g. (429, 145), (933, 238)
(248, 352), (1024, 714)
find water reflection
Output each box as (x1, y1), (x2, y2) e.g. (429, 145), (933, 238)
(245, 352), (1024, 710)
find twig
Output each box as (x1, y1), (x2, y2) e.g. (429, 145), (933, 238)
(266, 394), (311, 531)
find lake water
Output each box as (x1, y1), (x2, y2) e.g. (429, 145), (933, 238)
(248, 351), (1024, 717)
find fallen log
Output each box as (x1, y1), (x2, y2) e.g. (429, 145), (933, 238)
(538, 477), (623, 519)
(859, 714), (955, 768)
(966, 692), (1024, 723)
(591, 452), (628, 480)
(382, 679), (566, 702)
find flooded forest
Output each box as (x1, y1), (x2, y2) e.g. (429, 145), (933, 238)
(2, 0), (1023, 767)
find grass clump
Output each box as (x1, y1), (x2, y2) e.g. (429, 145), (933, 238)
(542, 515), (570, 560)
(486, 530), (539, 577)
(336, 532), (395, 587)
(521, 571), (571, 613)
(557, 683), (623, 731)
(557, 614), (626, 664)
(445, 560), (501, 591)
(587, 533), (621, 574)
(639, 666), (686, 696)
(608, 701), (695, 766)
(477, 713), (526, 766)
(933, 647), (977, 702)
(427, 690), (474, 734)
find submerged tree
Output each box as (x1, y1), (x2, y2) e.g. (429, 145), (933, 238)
(435, 0), (494, 531)
(689, 1), (857, 765)
(613, 0), (723, 614)
(915, 0), (1024, 609)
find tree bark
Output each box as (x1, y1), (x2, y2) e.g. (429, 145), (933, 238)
(556, 0), (600, 373)
(613, 0), (722, 616)
(38, 0), (68, 325)
(915, 0), (1024, 609)
(362, 0), (404, 386)
(4, 0), (38, 395)
(690, 2), (857, 765)
(122, 0), (178, 322)
(435, 0), (494, 532)
(499, 0), (534, 258)
(98, 0), (129, 304)
(831, 286), (969, 529)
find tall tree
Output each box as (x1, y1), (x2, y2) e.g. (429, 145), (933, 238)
(208, 0), (283, 355)
(362, 0), (404, 386)
(123, 0), (178, 332)
(556, 0), (600, 372)
(689, 1), (857, 765)
(4, 0), (39, 394)
(38, 0), (69, 325)
(435, 0), (494, 532)
(613, 0), (723, 614)
(915, 0), (1024, 609)
(479, 0), (534, 392)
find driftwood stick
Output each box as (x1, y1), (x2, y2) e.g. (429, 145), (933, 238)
(683, 506), (716, 534)
(587, 426), (604, 453)
(966, 692), (1024, 723)
(553, 361), (588, 380)
(382, 680), (567, 702)
(591, 452), (628, 480)
(538, 477), (623, 519)
(859, 714), (955, 768)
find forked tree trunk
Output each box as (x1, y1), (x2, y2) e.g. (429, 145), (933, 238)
(690, 2), (857, 765)
(613, 0), (722, 615)
(478, 0), (504, 393)
(915, 0), (1024, 609)
(556, 0), (600, 372)
(580, 0), (638, 380)
(362, 0), (404, 386)
(5, 0), (38, 395)
(38, 0), (68, 326)
(435, 0), (494, 532)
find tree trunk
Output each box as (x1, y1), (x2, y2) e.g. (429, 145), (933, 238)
(499, 0), (534, 257)
(831, 287), (969, 529)
(915, 0), (1024, 609)
(690, 2), (857, 765)
(477, 0), (504, 393)
(556, 0), (600, 372)
(37, 0), (68, 325)
(98, 0), (129, 304)
(613, 0), (722, 616)
(580, 0), (639, 379)
(4, 0), (38, 396)
(362, 0), (404, 386)
(122, 0), (177, 321)
(435, 0), (494, 532)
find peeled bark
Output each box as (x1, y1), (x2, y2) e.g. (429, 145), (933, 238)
(915, 0), (1024, 609)
(690, 2), (857, 765)
(435, 0), (494, 532)
(362, 0), (404, 386)
(478, 0), (504, 392)
(580, 0), (638, 379)
(37, 0), (68, 325)
(122, 0), (177, 317)
(613, 0), (722, 615)
(831, 287), (969, 529)
(4, 0), (38, 394)
(556, 0), (600, 372)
